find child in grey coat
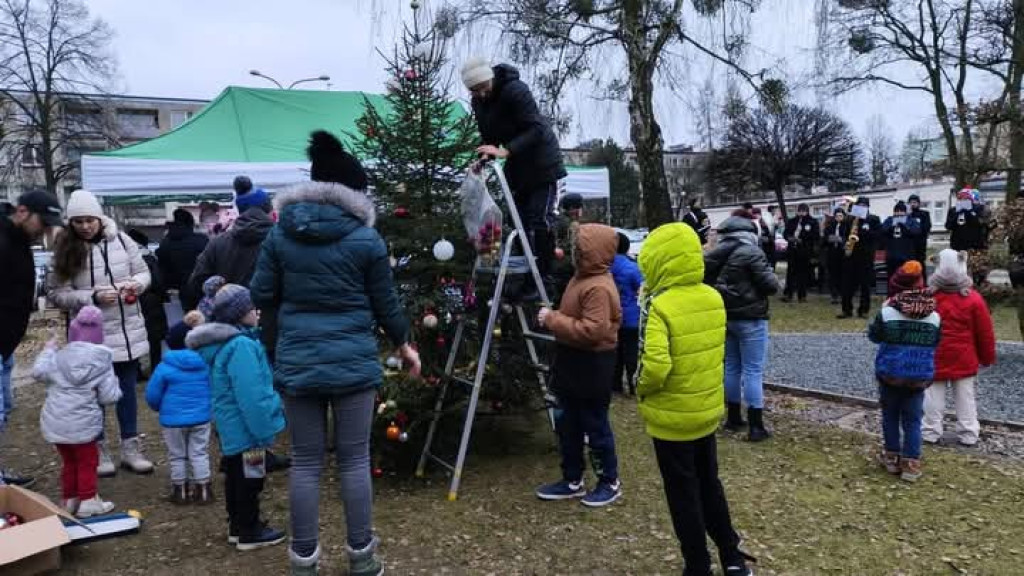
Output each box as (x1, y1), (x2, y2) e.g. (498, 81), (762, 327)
(34, 306), (122, 517)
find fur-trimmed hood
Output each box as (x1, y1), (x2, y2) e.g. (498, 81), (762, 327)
(274, 181), (376, 244)
(186, 322), (242, 351)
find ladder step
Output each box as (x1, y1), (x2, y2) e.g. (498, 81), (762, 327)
(447, 375), (477, 389)
(523, 330), (555, 343)
(426, 452), (455, 473)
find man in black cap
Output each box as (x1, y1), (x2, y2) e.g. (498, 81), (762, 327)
(838, 196), (881, 318)
(906, 194), (931, 276)
(0, 190), (62, 486)
(550, 193), (584, 305)
(681, 198), (711, 245)
(781, 203), (820, 303)
(157, 208), (208, 314)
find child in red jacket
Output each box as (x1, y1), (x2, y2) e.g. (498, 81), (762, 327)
(924, 250), (996, 446)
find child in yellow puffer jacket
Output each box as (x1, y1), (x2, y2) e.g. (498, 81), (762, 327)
(637, 223), (753, 576)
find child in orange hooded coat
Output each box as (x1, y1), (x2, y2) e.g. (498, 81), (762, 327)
(536, 224), (623, 507)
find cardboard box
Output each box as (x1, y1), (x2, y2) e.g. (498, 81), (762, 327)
(0, 485), (74, 576)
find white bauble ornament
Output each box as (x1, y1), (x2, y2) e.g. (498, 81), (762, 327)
(385, 356), (402, 369)
(422, 313), (439, 329)
(433, 238), (455, 261)
(412, 41), (433, 61)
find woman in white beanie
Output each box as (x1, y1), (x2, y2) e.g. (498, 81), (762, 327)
(48, 189), (154, 476)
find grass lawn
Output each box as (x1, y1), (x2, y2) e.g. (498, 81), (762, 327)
(770, 293), (1021, 341)
(5, 377), (1016, 575)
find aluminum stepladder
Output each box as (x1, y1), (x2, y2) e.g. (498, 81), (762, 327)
(415, 161), (557, 501)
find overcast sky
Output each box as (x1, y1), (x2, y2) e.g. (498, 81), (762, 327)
(88, 0), (940, 150)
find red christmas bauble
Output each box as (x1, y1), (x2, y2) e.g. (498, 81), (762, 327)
(372, 467), (384, 478)
(554, 247), (565, 260)
(436, 336), (446, 348)
(386, 423), (401, 441)
(404, 69), (417, 80)
(394, 206), (410, 218)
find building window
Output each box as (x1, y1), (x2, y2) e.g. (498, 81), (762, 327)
(21, 144), (42, 167)
(117, 109), (160, 138)
(170, 110), (193, 128)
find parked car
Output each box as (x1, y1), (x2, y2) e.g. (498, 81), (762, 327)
(32, 248), (52, 311)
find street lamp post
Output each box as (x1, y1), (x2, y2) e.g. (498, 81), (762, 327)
(248, 70), (330, 90)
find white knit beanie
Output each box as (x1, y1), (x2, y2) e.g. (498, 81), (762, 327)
(65, 189), (104, 220)
(935, 248), (969, 277)
(461, 57), (494, 89)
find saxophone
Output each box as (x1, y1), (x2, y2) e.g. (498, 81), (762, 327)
(844, 210), (861, 257)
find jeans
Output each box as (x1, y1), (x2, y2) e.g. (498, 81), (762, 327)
(614, 327), (639, 394)
(286, 389), (375, 555)
(101, 360), (139, 441)
(922, 378), (980, 445)
(56, 442), (99, 500)
(653, 435), (744, 576)
(724, 320), (768, 409)
(223, 453), (265, 538)
(162, 424), (212, 484)
(878, 385), (924, 459)
(0, 354), (13, 435)
(556, 398), (619, 484)
(513, 182), (557, 280)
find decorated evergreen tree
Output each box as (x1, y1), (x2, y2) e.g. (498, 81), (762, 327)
(348, 5), (552, 475)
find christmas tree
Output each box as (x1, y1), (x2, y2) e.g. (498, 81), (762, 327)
(349, 5), (550, 475)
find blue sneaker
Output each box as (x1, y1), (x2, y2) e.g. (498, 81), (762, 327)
(581, 480), (622, 507)
(535, 479), (586, 500)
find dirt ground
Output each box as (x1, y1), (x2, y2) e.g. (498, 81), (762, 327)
(5, 324), (1024, 575)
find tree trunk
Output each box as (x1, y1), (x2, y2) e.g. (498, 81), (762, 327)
(1006, 0), (1024, 202)
(627, 63), (673, 229)
(774, 183), (788, 223)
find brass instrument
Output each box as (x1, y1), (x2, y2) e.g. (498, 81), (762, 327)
(842, 196), (860, 257)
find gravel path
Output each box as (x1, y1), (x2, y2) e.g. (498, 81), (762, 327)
(766, 333), (1024, 423)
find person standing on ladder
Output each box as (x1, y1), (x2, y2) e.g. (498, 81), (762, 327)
(462, 57), (567, 300)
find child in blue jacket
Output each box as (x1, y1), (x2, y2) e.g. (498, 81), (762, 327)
(146, 310), (212, 505)
(611, 232), (643, 395)
(185, 284), (286, 551)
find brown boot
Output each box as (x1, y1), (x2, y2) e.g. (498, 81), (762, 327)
(878, 451), (901, 475)
(169, 483), (189, 505)
(190, 481), (215, 505)
(900, 458), (923, 483)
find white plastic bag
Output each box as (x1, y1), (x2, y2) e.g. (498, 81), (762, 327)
(459, 171), (503, 254)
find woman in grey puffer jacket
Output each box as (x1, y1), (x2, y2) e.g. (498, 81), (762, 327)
(704, 211), (781, 442)
(48, 190), (153, 476)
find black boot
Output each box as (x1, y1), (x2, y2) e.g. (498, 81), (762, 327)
(724, 402), (746, 432)
(747, 407), (772, 442)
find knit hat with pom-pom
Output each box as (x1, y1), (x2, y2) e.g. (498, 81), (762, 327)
(69, 305), (105, 345)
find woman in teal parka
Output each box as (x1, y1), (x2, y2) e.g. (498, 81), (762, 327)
(250, 131), (419, 576)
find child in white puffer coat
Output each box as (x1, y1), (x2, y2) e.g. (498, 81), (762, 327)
(33, 306), (122, 517)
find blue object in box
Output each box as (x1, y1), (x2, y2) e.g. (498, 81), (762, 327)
(61, 513), (141, 544)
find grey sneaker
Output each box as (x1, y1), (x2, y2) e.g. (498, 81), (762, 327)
(347, 534), (384, 576)
(290, 545), (320, 576)
(120, 437), (154, 474)
(97, 442), (116, 477)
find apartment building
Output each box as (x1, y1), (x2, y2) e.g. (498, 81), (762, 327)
(1, 92), (208, 205)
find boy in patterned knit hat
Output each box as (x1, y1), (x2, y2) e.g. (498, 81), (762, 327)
(868, 260), (941, 482)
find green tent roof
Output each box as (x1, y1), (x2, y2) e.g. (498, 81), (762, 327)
(98, 86), (464, 163)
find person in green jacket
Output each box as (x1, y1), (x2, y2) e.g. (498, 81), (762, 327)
(637, 223), (753, 576)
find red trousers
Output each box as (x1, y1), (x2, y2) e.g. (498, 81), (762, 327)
(56, 442), (99, 500)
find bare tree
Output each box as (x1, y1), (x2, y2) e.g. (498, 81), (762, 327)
(825, 0), (1006, 190)
(456, 0), (781, 229)
(707, 104), (865, 220)
(0, 0), (116, 198)
(900, 127), (945, 182)
(865, 114), (899, 186)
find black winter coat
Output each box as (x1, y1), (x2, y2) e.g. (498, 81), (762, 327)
(704, 217), (781, 321)
(471, 64), (567, 192)
(841, 214), (882, 262)
(880, 216), (921, 263)
(783, 216), (821, 258)
(0, 218), (35, 358)
(682, 208), (711, 245)
(157, 224), (207, 308)
(188, 208), (278, 357)
(946, 208), (990, 251)
(908, 208), (931, 254)
(138, 249), (168, 342)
